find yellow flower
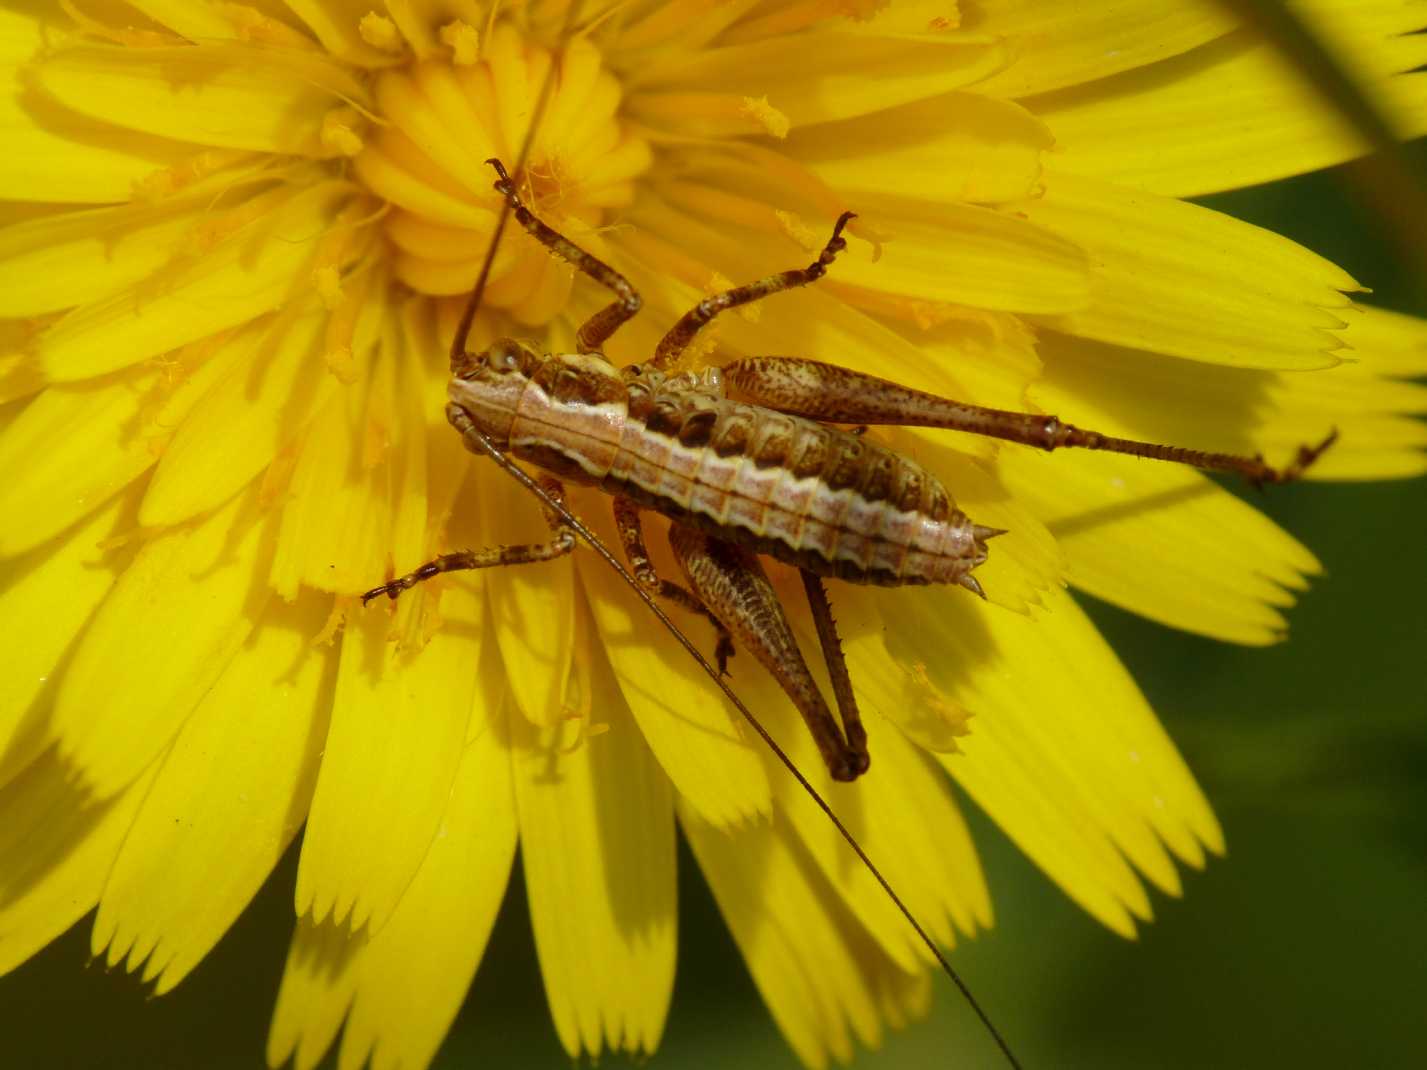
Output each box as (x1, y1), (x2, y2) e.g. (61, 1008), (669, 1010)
(1, 2), (1425, 1068)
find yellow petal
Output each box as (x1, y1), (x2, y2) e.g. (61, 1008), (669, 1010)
(881, 585), (1225, 934)
(0, 752), (157, 975)
(0, 369), (160, 556)
(52, 487), (274, 797)
(1339, 302), (1427, 378)
(34, 43), (369, 156)
(617, 0), (763, 54)
(38, 182), (354, 381)
(844, 628), (972, 754)
(1004, 331), (1327, 643)
(0, 349), (44, 407)
(480, 464), (577, 727)
(1297, 305), (1427, 479)
(575, 498), (771, 828)
(786, 91), (1052, 206)
(0, 320), (244, 556)
(648, 182), (1090, 317)
(267, 918), (366, 1070)
(1006, 448), (1315, 644)
(629, 31), (1007, 131)
(681, 799), (929, 1070)
(0, 7), (190, 203)
(121, 1), (244, 42)
(1013, 169), (1358, 369)
(838, 201), (1093, 318)
(964, 0), (1233, 98)
(270, 303), (433, 600)
(141, 307), (337, 526)
(0, 201), (204, 318)
(91, 594), (333, 992)
(295, 571), (483, 932)
(336, 705), (518, 1070)
(0, 494), (130, 788)
(1038, 2), (1427, 197)
(368, 60), (507, 204)
(512, 598), (676, 1059)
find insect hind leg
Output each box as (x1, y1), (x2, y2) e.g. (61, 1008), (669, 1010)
(724, 356), (1337, 486)
(487, 158), (642, 354)
(651, 211), (856, 372)
(668, 522), (867, 782)
(800, 571), (869, 776)
(362, 476), (575, 604)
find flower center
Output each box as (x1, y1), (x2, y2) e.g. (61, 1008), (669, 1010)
(353, 22), (651, 326)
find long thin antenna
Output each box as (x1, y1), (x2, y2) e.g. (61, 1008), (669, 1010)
(447, 5), (1022, 1066)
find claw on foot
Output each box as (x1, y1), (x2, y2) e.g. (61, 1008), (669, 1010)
(715, 634), (736, 677)
(360, 584), (397, 606)
(1252, 427), (1339, 489)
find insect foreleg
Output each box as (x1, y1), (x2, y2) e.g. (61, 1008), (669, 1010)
(612, 497), (735, 674)
(726, 355), (1337, 485)
(651, 211), (856, 371)
(361, 475), (575, 604)
(486, 158), (643, 354)
(667, 523), (867, 782)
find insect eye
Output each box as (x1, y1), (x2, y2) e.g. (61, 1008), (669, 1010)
(488, 343), (521, 373)
(626, 363), (642, 376)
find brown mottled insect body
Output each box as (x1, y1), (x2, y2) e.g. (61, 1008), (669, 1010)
(452, 349), (991, 590)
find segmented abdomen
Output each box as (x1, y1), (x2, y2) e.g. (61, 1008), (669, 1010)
(602, 385), (983, 587)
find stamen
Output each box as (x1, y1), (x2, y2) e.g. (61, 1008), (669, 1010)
(132, 149), (254, 202)
(321, 107), (366, 157)
(358, 12), (405, 53)
(439, 21), (481, 65)
(223, 5), (315, 48)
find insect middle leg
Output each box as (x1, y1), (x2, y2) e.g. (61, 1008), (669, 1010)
(487, 158), (642, 354)
(612, 497), (735, 674)
(650, 211), (857, 372)
(668, 522), (868, 781)
(362, 475), (576, 604)
(725, 356), (1337, 485)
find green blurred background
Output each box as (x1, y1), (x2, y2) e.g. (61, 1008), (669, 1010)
(3, 163), (1424, 1069)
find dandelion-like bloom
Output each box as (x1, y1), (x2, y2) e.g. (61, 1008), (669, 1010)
(3, 2), (1426, 1067)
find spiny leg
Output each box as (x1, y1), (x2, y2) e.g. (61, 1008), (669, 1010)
(724, 356), (1337, 485)
(612, 497), (735, 673)
(668, 522), (865, 782)
(651, 211), (856, 372)
(799, 570), (869, 777)
(487, 158), (642, 354)
(362, 477), (575, 604)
